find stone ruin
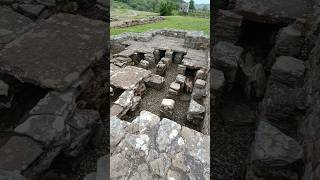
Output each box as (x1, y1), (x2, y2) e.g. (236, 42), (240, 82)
(212, 0), (320, 179)
(110, 29), (210, 179)
(111, 16), (166, 28)
(0, 1), (109, 180)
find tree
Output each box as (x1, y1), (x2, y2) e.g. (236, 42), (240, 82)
(202, 5), (209, 11)
(189, 0), (195, 11)
(159, 0), (173, 16)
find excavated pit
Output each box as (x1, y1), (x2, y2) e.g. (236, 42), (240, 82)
(131, 63), (195, 130)
(212, 18), (286, 179)
(109, 30), (210, 179)
(119, 52), (200, 131)
(110, 31), (210, 133)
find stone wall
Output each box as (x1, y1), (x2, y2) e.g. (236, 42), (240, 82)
(110, 111), (210, 179)
(299, 2), (320, 178)
(212, 0), (320, 179)
(110, 29), (209, 54)
(111, 16), (165, 28)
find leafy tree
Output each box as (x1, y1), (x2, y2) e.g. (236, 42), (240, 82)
(202, 5), (209, 11)
(114, 0), (183, 13)
(189, 0), (195, 10)
(159, 0), (173, 16)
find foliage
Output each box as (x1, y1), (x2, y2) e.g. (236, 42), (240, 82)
(159, 0), (173, 16)
(111, 16), (210, 36)
(111, 0), (132, 9)
(114, 0), (183, 13)
(189, 0), (195, 10)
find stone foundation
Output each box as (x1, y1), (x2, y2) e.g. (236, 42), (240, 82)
(111, 16), (166, 28)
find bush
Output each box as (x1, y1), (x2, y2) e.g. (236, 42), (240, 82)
(159, 0), (173, 16)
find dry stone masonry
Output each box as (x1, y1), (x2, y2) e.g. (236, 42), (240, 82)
(0, 1), (108, 179)
(110, 111), (210, 180)
(110, 29), (210, 179)
(111, 16), (166, 28)
(212, 0), (320, 179)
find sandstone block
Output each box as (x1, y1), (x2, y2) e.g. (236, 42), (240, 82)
(145, 74), (165, 90)
(160, 99), (175, 117)
(194, 79), (206, 89)
(175, 74), (186, 88)
(177, 64), (186, 75)
(271, 56), (305, 88)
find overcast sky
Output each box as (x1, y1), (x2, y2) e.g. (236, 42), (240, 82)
(185, 0), (210, 4)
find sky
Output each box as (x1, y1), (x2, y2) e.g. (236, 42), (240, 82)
(185, 0), (210, 4)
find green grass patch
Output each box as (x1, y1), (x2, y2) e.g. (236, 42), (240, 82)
(111, 8), (158, 21)
(111, 16), (209, 36)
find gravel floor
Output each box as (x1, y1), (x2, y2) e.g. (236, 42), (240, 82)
(211, 93), (257, 180)
(130, 63), (197, 130)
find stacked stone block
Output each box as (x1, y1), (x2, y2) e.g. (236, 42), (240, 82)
(212, 9), (243, 44)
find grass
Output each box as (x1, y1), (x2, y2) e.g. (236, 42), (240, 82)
(111, 16), (210, 36)
(111, 8), (158, 20)
(112, 9), (158, 20)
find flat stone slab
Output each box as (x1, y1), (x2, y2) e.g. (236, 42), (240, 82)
(182, 49), (209, 70)
(111, 66), (151, 90)
(15, 90), (76, 145)
(0, 13), (107, 91)
(0, 136), (43, 172)
(234, 0), (312, 22)
(0, 7), (34, 49)
(120, 35), (187, 55)
(110, 64), (121, 76)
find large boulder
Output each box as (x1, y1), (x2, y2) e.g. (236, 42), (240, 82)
(248, 120), (303, 179)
